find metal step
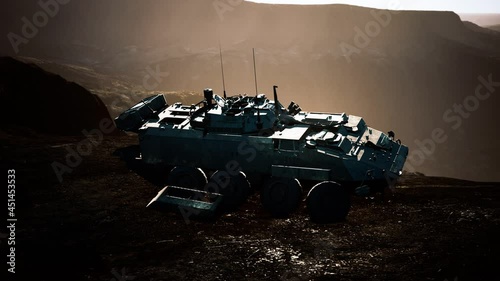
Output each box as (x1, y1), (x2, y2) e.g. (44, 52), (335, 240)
(147, 185), (223, 218)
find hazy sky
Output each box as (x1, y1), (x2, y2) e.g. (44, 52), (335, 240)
(247, 0), (500, 13)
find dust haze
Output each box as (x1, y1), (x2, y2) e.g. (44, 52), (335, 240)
(1, 0), (500, 181)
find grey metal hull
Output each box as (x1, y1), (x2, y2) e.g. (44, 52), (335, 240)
(139, 125), (407, 185)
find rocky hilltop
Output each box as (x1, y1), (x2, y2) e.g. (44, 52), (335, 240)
(0, 57), (115, 135)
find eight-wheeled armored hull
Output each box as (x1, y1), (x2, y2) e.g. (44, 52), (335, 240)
(116, 86), (408, 222)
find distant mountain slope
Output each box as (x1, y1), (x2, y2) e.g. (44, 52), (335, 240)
(487, 24), (500, 32)
(0, 57), (115, 135)
(15, 56), (204, 118)
(458, 13), (500, 27)
(463, 21), (500, 35)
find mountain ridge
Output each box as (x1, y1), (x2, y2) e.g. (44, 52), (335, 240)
(1, 1), (499, 181)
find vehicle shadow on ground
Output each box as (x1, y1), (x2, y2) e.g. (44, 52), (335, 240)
(113, 144), (227, 221)
(113, 145), (171, 188)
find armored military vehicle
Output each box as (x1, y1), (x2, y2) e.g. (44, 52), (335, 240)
(116, 86), (408, 222)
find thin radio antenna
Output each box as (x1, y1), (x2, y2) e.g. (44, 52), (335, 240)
(218, 40), (227, 99)
(252, 48), (262, 129)
(252, 48), (258, 97)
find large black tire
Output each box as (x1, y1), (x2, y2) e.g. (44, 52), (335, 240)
(261, 177), (302, 218)
(307, 181), (350, 223)
(207, 171), (250, 211)
(244, 172), (264, 193)
(167, 166), (207, 189)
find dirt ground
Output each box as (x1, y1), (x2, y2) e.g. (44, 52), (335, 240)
(1, 133), (499, 281)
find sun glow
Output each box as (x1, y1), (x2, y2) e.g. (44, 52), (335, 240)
(245, 0), (500, 13)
